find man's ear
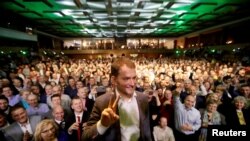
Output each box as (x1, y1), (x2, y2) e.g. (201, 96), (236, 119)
(111, 76), (116, 86)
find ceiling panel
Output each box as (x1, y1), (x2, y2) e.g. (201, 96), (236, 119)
(0, 0), (250, 38)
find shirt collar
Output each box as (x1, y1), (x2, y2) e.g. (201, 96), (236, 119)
(18, 118), (30, 127)
(54, 119), (62, 124)
(74, 111), (83, 117)
(115, 88), (137, 103)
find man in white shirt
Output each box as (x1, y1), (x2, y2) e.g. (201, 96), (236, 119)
(153, 117), (175, 141)
(83, 57), (152, 141)
(66, 96), (89, 141)
(2, 105), (42, 141)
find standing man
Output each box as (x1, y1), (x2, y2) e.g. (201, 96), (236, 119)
(83, 57), (152, 141)
(66, 96), (89, 141)
(173, 88), (201, 141)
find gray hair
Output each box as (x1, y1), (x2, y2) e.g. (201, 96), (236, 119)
(232, 96), (247, 108)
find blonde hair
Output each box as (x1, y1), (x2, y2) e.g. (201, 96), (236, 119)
(34, 119), (58, 141)
(19, 89), (31, 96)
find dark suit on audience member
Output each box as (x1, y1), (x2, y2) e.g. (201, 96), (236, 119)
(226, 106), (250, 128)
(2, 115), (42, 141)
(83, 92), (152, 141)
(0, 130), (7, 141)
(65, 111), (89, 141)
(55, 121), (69, 141)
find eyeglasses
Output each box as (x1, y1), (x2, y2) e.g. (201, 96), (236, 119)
(41, 127), (55, 134)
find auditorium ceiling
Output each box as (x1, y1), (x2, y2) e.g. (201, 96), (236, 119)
(1, 0), (250, 38)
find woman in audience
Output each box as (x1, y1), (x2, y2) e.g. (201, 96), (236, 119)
(19, 89), (30, 109)
(225, 96), (250, 127)
(159, 89), (175, 128)
(199, 99), (226, 141)
(34, 119), (58, 141)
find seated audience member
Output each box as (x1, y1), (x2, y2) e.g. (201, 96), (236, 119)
(76, 80), (84, 90)
(77, 87), (94, 113)
(225, 96), (250, 127)
(239, 84), (250, 108)
(2, 105), (43, 141)
(199, 99), (226, 141)
(19, 89), (30, 109)
(1, 86), (21, 106)
(0, 111), (8, 141)
(42, 84), (53, 105)
(66, 96), (89, 141)
(49, 94), (71, 118)
(12, 77), (24, 95)
(34, 119), (59, 141)
(159, 89), (175, 128)
(30, 84), (47, 103)
(47, 85), (71, 110)
(0, 95), (14, 123)
(64, 77), (77, 99)
(52, 106), (69, 141)
(145, 89), (161, 132)
(0, 111), (9, 130)
(153, 116), (175, 141)
(26, 94), (50, 117)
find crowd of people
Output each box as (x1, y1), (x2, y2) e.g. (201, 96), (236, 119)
(0, 56), (249, 141)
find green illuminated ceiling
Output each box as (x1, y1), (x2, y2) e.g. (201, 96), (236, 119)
(1, 0), (250, 38)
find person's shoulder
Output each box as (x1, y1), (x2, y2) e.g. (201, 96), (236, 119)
(62, 94), (71, 99)
(2, 122), (18, 132)
(29, 115), (43, 121)
(192, 107), (201, 114)
(95, 92), (112, 103)
(166, 126), (174, 132)
(135, 91), (147, 99)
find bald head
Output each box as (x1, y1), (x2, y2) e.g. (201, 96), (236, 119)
(52, 105), (64, 121)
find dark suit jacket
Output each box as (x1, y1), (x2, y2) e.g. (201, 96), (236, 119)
(226, 107), (250, 128)
(2, 115), (43, 141)
(0, 130), (7, 141)
(55, 121), (69, 141)
(83, 91), (152, 141)
(65, 111), (89, 141)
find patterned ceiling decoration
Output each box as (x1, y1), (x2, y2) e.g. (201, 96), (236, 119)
(1, 0), (250, 38)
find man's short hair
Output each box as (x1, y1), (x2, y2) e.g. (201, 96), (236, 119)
(10, 105), (25, 115)
(51, 94), (60, 100)
(111, 57), (135, 77)
(0, 95), (9, 103)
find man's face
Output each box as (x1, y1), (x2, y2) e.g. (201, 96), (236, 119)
(52, 87), (61, 95)
(2, 87), (13, 97)
(71, 99), (83, 113)
(113, 65), (136, 97)
(159, 117), (167, 128)
(51, 97), (61, 107)
(0, 114), (7, 127)
(53, 107), (64, 121)
(77, 88), (88, 99)
(11, 108), (28, 124)
(184, 95), (195, 109)
(241, 86), (250, 96)
(101, 79), (109, 87)
(0, 99), (8, 111)
(27, 95), (38, 107)
(69, 79), (75, 87)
